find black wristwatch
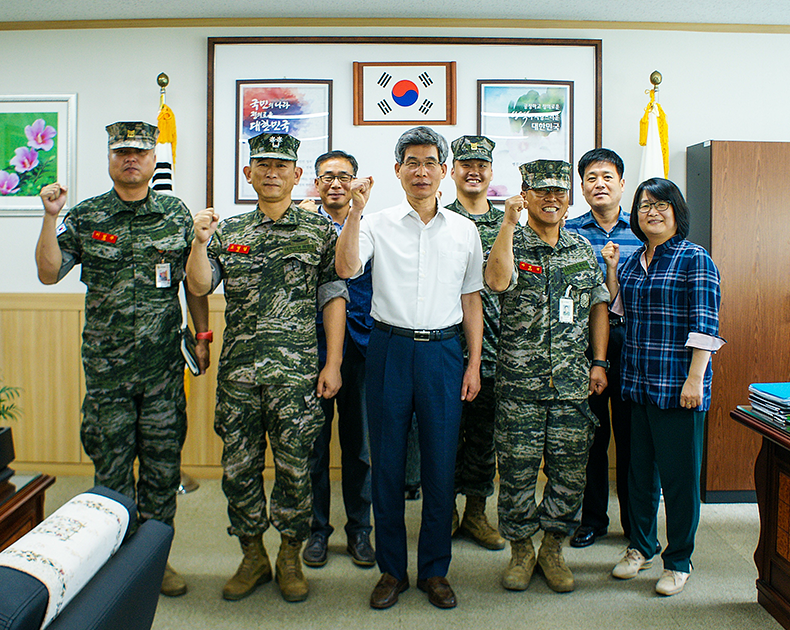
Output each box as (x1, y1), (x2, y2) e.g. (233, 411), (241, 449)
(591, 359), (610, 372)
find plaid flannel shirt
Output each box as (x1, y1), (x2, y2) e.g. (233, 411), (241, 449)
(619, 235), (723, 411)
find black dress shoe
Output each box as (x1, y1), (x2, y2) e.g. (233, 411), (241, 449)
(570, 526), (607, 548)
(302, 532), (328, 567)
(347, 531), (376, 567)
(370, 573), (409, 609)
(417, 576), (457, 609)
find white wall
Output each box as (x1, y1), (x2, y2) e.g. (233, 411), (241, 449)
(1, 24), (788, 293)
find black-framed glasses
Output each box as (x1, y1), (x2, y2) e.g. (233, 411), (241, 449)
(317, 173), (353, 183)
(637, 200), (671, 214)
(530, 187), (568, 198)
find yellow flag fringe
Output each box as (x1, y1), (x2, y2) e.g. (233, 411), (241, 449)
(157, 104), (177, 166)
(639, 89), (669, 178)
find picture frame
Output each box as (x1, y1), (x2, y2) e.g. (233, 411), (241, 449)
(235, 80), (332, 203)
(353, 62), (456, 126)
(478, 80), (574, 202)
(207, 37), (601, 211)
(0, 94), (76, 216)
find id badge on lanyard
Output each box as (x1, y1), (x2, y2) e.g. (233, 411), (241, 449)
(559, 285), (573, 323)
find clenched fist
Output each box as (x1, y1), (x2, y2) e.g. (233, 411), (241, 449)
(193, 208), (220, 244)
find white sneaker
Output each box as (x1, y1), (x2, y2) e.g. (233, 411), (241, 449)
(655, 569), (689, 596)
(612, 548), (652, 579)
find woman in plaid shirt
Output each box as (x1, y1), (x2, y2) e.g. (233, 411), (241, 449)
(602, 178), (725, 597)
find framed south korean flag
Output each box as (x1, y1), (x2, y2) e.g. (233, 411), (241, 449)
(353, 62), (456, 125)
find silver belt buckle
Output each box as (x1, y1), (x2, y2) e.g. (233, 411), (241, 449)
(414, 329), (431, 342)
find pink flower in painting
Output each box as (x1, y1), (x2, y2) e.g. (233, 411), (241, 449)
(10, 146), (39, 173)
(25, 119), (57, 151)
(0, 171), (20, 195)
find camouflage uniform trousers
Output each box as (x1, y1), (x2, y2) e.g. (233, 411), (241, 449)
(80, 359), (186, 528)
(215, 378), (324, 541)
(454, 377), (497, 498)
(495, 396), (596, 540)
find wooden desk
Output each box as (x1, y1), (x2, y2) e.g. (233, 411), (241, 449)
(732, 408), (790, 629)
(0, 472), (56, 551)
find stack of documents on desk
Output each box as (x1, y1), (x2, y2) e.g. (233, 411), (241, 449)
(746, 382), (790, 428)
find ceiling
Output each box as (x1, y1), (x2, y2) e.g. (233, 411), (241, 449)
(2, 0), (789, 27)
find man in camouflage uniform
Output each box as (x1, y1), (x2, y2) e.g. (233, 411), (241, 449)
(186, 132), (349, 603)
(484, 159), (609, 593)
(35, 121), (210, 598)
(446, 135), (505, 551)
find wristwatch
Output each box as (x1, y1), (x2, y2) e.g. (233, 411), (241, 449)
(591, 359), (610, 372)
(196, 330), (214, 343)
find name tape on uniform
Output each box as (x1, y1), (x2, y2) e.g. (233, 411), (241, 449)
(518, 261), (543, 274)
(91, 231), (118, 244)
(227, 243), (250, 254)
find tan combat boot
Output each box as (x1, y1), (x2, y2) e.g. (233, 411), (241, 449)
(458, 495), (506, 550)
(537, 531), (575, 592)
(275, 535), (309, 602)
(502, 537), (536, 591)
(222, 534), (273, 601)
(161, 562), (187, 597)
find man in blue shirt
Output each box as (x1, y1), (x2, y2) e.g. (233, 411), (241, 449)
(564, 149), (642, 548)
(300, 150), (376, 569)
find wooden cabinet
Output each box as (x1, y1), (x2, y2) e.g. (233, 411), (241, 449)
(0, 473), (56, 551)
(687, 141), (790, 502)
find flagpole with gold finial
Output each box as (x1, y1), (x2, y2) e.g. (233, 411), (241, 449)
(156, 73), (198, 494)
(639, 70), (669, 180)
(158, 72), (168, 107)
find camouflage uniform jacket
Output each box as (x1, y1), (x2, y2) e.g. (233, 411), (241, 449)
(56, 188), (193, 387)
(207, 203), (348, 386)
(446, 198), (504, 380)
(489, 225), (609, 401)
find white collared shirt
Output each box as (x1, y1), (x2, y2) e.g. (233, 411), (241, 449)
(357, 198), (484, 329)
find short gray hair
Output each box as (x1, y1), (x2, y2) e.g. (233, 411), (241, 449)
(394, 126), (449, 164)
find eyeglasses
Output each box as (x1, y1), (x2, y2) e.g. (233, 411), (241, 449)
(402, 159), (441, 171)
(637, 200), (671, 214)
(530, 187), (568, 198)
(317, 173), (353, 184)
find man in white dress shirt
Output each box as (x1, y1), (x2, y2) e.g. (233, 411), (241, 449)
(336, 126), (484, 610)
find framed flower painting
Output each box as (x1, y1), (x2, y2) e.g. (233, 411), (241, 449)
(0, 94), (76, 216)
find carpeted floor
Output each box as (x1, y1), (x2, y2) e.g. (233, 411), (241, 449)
(45, 476), (779, 630)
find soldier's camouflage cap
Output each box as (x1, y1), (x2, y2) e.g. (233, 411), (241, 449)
(519, 159), (572, 190)
(451, 135), (495, 162)
(248, 132), (300, 161)
(106, 121), (159, 151)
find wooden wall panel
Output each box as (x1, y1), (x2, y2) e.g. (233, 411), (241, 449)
(707, 141), (790, 493)
(0, 293), (340, 473)
(0, 294), (84, 463)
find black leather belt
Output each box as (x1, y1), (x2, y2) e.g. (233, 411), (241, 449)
(609, 315), (625, 327)
(374, 321), (460, 342)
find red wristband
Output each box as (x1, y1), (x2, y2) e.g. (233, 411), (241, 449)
(195, 330), (213, 342)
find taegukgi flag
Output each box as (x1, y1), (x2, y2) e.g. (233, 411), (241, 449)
(360, 63), (451, 123)
(638, 88), (668, 181)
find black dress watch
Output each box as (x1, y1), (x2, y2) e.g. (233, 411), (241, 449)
(591, 359), (610, 372)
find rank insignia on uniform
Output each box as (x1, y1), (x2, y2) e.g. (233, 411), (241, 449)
(519, 261), (543, 274)
(91, 230), (118, 244)
(227, 244), (251, 254)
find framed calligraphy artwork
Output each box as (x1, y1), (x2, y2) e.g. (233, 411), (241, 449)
(235, 80), (332, 203)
